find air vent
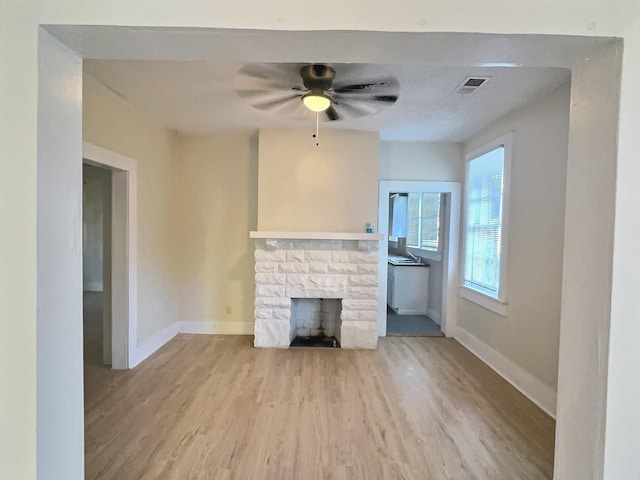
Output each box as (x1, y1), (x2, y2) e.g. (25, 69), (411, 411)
(453, 76), (491, 95)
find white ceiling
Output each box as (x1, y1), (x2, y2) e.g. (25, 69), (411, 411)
(84, 59), (569, 142)
(42, 26), (605, 143)
(52, 27), (601, 144)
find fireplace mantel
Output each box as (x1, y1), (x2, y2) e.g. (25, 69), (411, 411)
(249, 231), (384, 241)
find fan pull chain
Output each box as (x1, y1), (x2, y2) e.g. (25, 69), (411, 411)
(313, 112), (320, 146)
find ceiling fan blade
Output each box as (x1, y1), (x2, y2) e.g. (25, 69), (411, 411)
(234, 63), (400, 121)
(372, 95), (398, 103)
(329, 100), (381, 120)
(251, 93), (301, 110)
(333, 78), (398, 94)
(334, 83), (382, 92)
(237, 63), (301, 83)
(236, 87), (302, 99)
(333, 93), (398, 105)
(325, 106), (340, 121)
(335, 93), (398, 103)
(235, 63), (305, 96)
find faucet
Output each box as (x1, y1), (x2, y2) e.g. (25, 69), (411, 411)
(407, 252), (420, 263)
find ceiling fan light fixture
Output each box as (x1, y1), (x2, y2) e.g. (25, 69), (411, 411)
(302, 92), (331, 112)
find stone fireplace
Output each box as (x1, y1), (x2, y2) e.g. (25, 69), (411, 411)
(250, 232), (383, 349)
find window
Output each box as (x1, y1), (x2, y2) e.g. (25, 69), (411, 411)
(389, 194), (408, 240)
(406, 193), (442, 252)
(462, 134), (511, 313)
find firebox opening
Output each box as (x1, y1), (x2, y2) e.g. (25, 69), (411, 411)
(289, 298), (341, 348)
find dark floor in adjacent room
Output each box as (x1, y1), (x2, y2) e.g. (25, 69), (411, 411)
(386, 307), (444, 337)
(83, 291), (105, 367)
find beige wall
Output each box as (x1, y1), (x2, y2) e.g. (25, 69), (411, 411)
(258, 128), (379, 233)
(457, 82), (570, 393)
(83, 74), (179, 343)
(173, 134), (258, 328)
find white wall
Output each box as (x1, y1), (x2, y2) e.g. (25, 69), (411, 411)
(83, 74), (180, 343)
(604, 31), (640, 479)
(258, 129), (379, 233)
(173, 134), (258, 332)
(557, 45), (621, 479)
(36, 30), (85, 479)
(456, 82), (570, 409)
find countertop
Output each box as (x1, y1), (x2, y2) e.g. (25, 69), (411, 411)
(388, 255), (428, 266)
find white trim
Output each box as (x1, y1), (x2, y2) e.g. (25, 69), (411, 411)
(455, 326), (557, 418)
(84, 142), (137, 171)
(250, 231), (384, 240)
(378, 181), (461, 338)
(180, 320), (255, 335)
(426, 308), (441, 325)
(462, 132), (513, 305)
(459, 285), (508, 316)
(83, 141), (138, 370)
(391, 308), (430, 315)
(130, 322), (180, 368)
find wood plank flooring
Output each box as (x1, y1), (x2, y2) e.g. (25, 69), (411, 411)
(84, 335), (555, 480)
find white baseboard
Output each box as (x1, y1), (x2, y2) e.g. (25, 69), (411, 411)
(454, 326), (557, 418)
(394, 308), (429, 315)
(180, 320), (254, 335)
(426, 308), (441, 325)
(131, 321), (180, 368)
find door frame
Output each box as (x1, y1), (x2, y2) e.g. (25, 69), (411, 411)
(377, 181), (461, 337)
(83, 141), (137, 369)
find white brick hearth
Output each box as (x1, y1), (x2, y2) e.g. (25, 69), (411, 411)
(251, 233), (382, 349)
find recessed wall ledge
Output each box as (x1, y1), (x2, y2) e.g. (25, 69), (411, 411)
(249, 231), (385, 241)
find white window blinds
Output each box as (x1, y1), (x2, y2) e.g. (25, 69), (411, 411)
(464, 146), (505, 296)
(406, 193), (420, 246)
(407, 193), (442, 252)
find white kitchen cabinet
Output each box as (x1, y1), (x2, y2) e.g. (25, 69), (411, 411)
(387, 264), (429, 315)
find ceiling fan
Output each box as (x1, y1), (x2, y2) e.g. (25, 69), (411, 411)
(234, 63), (400, 122)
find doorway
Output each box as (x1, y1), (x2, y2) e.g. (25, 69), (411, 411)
(386, 191), (445, 336)
(82, 141), (138, 370)
(377, 181), (461, 337)
(82, 164), (112, 366)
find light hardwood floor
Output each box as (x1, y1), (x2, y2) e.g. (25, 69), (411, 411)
(84, 335), (555, 480)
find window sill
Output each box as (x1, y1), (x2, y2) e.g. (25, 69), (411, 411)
(407, 247), (442, 263)
(459, 285), (508, 316)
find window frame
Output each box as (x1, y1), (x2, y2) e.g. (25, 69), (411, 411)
(460, 132), (513, 316)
